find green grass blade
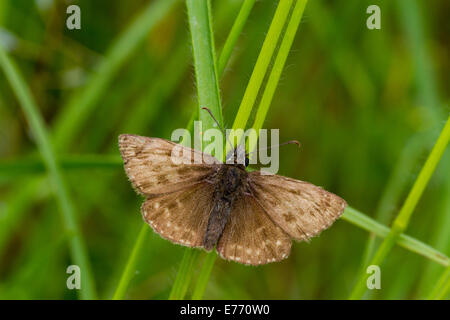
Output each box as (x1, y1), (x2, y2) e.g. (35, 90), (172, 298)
(217, 0), (256, 76)
(349, 116), (450, 299)
(427, 266), (450, 300)
(0, 47), (97, 299)
(112, 225), (149, 300)
(249, 0), (308, 152)
(188, 0), (223, 130)
(420, 171), (450, 297)
(191, 251), (217, 300)
(361, 134), (427, 266)
(230, 0), (293, 146)
(342, 207), (449, 267)
(168, 250), (201, 300)
(180, 0), (257, 149)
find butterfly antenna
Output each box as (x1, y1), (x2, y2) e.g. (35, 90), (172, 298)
(247, 140), (301, 155)
(201, 107), (235, 151)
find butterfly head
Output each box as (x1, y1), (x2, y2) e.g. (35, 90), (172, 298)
(200, 107), (300, 169)
(201, 107), (250, 168)
(226, 144), (249, 168)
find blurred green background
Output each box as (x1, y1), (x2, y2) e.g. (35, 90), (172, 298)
(0, 0), (448, 299)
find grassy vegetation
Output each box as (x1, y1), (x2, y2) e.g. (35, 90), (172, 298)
(0, 45), (96, 299)
(0, 0), (448, 300)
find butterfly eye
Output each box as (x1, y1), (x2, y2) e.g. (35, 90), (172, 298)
(245, 157), (249, 167)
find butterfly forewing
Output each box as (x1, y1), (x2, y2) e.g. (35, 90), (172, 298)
(249, 172), (346, 241)
(142, 182), (215, 248)
(119, 134), (218, 196)
(217, 196), (291, 266)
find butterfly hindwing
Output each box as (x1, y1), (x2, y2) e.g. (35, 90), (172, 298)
(249, 172), (346, 241)
(119, 134), (218, 196)
(141, 182), (215, 248)
(217, 195), (291, 266)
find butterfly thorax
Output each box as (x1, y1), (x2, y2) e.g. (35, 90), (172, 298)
(203, 164), (248, 250)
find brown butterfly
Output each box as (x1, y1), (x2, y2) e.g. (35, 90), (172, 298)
(119, 120), (346, 266)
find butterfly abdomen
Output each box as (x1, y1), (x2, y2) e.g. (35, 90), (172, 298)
(203, 165), (247, 251)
